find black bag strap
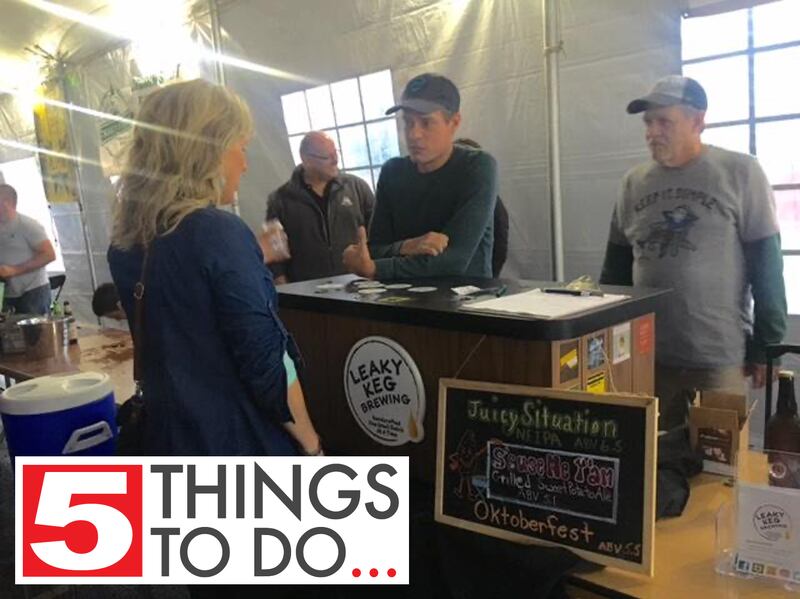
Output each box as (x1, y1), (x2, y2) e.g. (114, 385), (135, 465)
(132, 247), (150, 395)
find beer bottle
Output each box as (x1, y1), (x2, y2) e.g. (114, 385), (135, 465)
(765, 370), (800, 488)
(63, 301), (79, 345)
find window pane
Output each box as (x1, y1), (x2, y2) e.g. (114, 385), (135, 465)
(306, 85), (335, 130)
(331, 78), (363, 126)
(776, 190), (800, 251)
(683, 56), (749, 123)
(288, 135), (304, 166)
(321, 129), (342, 155)
(702, 124), (750, 155)
(281, 91), (309, 135)
(366, 119), (399, 166)
(783, 255), (800, 315)
(360, 70), (395, 121)
(348, 168), (374, 191)
(681, 10), (748, 61)
(755, 47), (800, 118)
(753, 0), (800, 48)
(338, 124), (369, 169)
(372, 167), (382, 189)
(757, 119), (800, 185)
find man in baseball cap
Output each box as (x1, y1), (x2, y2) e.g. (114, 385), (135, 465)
(385, 73), (461, 116)
(343, 73), (498, 280)
(600, 74), (786, 430)
(626, 75), (710, 168)
(626, 75), (708, 115)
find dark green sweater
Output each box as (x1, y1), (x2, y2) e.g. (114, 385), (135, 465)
(368, 146), (497, 279)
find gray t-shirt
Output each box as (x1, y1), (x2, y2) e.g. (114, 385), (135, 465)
(0, 212), (50, 297)
(609, 145), (778, 368)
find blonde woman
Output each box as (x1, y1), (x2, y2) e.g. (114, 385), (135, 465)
(108, 79), (321, 457)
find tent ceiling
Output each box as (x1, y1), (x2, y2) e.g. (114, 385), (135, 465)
(0, 1), (110, 65)
(0, 0), (214, 75)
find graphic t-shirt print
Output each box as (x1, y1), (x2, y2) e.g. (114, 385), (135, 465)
(637, 205), (699, 258)
(631, 187), (730, 260)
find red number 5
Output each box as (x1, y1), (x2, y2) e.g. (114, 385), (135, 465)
(21, 465), (143, 577)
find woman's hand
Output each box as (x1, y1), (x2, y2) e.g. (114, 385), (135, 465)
(302, 438), (324, 457)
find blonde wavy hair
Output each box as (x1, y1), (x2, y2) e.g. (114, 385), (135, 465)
(111, 79), (254, 250)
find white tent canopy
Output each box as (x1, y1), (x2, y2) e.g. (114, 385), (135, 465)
(0, 0), (703, 322)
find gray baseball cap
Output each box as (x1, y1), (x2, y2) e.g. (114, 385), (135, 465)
(626, 75), (708, 114)
(386, 73), (461, 115)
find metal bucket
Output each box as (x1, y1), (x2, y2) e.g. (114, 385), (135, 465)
(17, 317), (68, 360)
(0, 314), (30, 354)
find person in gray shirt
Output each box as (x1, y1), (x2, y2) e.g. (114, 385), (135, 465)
(600, 76), (786, 430)
(0, 184), (56, 315)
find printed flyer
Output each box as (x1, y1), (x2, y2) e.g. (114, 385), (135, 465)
(734, 482), (800, 585)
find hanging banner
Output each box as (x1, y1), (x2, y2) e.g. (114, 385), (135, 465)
(32, 79), (78, 204)
(96, 76), (163, 177)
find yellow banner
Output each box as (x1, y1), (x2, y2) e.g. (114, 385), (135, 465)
(32, 79), (78, 204)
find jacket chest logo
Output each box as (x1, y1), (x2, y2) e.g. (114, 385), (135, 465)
(340, 197), (353, 208)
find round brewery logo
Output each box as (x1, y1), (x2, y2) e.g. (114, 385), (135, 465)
(753, 504), (791, 542)
(344, 336), (425, 446)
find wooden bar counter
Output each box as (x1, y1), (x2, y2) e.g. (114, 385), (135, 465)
(279, 274), (668, 482)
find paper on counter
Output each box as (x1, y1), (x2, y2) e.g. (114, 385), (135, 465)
(451, 285), (483, 296)
(461, 288), (629, 319)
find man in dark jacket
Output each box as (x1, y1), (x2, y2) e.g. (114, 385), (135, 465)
(267, 131), (375, 283)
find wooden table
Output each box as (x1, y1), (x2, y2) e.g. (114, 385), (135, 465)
(568, 456), (798, 598)
(0, 328), (134, 401)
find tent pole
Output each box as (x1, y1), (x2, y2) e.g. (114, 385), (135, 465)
(542, 0), (564, 282)
(209, 0), (226, 87)
(62, 66), (99, 296)
(207, 0), (241, 216)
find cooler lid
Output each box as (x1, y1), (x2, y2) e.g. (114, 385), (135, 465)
(0, 372), (113, 415)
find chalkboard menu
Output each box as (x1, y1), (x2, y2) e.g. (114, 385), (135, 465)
(435, 379), (657, 575)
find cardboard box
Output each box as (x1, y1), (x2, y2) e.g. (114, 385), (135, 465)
(689, 390), (753, 476)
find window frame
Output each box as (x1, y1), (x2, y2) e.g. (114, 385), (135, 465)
(682, 5), (800, 310)
(280, 69), (399, 190)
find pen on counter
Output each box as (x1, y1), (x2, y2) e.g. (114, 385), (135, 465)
(542, 287), (604, 297)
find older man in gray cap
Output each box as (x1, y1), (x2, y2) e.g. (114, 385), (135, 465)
(342, 73), (498, 280)
(600, 75), (786, 430)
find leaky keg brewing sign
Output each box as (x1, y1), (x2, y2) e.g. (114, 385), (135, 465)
(344, 336), (425, 446)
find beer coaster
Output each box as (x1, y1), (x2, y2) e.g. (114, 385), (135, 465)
(358, 288), (387, 295)
(384, 283), (412, 290)
(408, 286), (437, 293)
(315, 283), (344, 291)
(354, 281), (385, 289)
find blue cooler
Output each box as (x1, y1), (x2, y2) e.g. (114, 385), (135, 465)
(0, 372), (116, 461)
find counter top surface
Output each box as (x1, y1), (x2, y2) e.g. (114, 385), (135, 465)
(570, 452), (798, 598)
(278, 274), (669, 340)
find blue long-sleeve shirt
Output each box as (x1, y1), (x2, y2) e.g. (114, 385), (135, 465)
(108, 207), (297, 456)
